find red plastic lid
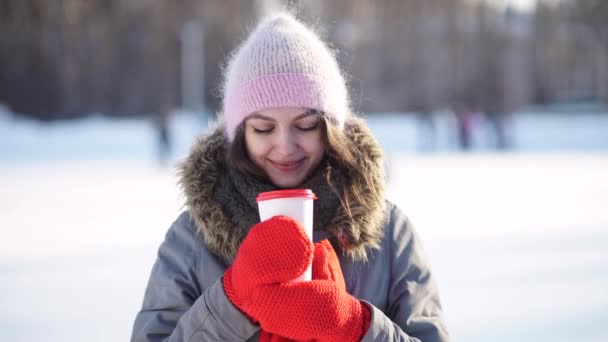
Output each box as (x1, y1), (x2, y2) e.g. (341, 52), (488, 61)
(256, 189), (318, 202)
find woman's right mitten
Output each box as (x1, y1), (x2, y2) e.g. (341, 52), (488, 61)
(222, 215), (314, 320)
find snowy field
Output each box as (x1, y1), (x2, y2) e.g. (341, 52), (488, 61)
(1, 106), (607, 341)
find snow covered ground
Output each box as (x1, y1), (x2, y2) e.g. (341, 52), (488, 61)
(1, 106), (607, 341)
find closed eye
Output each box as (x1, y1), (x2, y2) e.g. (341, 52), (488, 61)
(295, 113), (321, 131)
(252, 127), (273, 134)
(296, 122), (319, 131)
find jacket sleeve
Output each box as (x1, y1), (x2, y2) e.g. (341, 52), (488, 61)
(362, 203), (450, 342)
(130, 212), (260, 341)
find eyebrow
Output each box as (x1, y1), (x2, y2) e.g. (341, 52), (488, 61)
(247, 110), (320, 122)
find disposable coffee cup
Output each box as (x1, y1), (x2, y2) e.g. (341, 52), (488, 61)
(256, 189), (317, 282)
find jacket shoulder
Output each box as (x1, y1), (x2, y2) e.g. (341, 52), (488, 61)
(381, 200), (427, 263)
(158, 211), (205, 266)
(383, 200), (412, 235)
(166, 211), (232, 275)
(171, 211), (200, 237)
(167, 211), (201, 241)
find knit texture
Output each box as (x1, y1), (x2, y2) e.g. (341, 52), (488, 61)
(258, 239), (350, 342)
(213, 158), (343, 238)
(250, 240), (370, 341)
(223, 217), (370, 341)
(178, 116), (386, 263)
(252, 281), (370, 341)
(222, 12), (350, 141)
(223, 216), (313, 314)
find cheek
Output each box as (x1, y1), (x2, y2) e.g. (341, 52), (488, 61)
(244, 135), (268, 162)
(300, 135), (325, 160)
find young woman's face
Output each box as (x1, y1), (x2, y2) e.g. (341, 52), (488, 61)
(244, 107), (325, 188)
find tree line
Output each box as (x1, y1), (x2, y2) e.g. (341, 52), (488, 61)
(0, 0), (606, 120)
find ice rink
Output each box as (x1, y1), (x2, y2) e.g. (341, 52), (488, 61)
(1, 109), (607, 341)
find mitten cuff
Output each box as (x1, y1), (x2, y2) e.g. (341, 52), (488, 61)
(222, 269), (257, 323)
(222, 268), (240, 307)
(359, 301), (372, 340)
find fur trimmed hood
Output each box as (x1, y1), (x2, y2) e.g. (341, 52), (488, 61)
(178, 116), (386, 262)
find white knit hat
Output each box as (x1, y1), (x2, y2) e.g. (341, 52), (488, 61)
(222, 12), (350, 141)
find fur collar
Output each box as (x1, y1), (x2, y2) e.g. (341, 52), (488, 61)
(178, 116), (386, 262)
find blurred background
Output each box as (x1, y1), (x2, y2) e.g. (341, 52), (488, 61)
(0, 0), (607, 341)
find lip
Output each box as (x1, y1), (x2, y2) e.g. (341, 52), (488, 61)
(269, 158), (305, 172)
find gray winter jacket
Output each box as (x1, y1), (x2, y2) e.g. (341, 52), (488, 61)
(131, 202), (448, 341)
(131, 119), (449, 341)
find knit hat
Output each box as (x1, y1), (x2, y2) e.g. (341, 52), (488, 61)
(222, 12), (350, 141)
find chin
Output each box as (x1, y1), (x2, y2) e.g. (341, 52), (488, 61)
(271, 178), (304, 189)
(268, 172), (307, 188)
(264, 162), (313, 188)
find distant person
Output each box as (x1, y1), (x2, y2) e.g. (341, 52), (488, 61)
(131, 13), (448, 341)
(154, 108), (172, 166)
(454, 106), (476, 151)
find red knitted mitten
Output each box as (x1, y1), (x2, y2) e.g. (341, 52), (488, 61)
(311, 239), (346, 289)
(258, 239), (348, 342)
(250, 240), (372, 341)
(223, 216), (314, 320)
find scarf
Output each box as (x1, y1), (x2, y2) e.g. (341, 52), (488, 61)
(212, 158), (344, 235)
(178, 116), (386, 263)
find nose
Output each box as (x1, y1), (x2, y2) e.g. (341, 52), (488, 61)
(274, 129), (298, 156)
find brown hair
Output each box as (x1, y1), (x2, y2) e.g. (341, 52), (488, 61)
(227, 112), (381, 246)
(227, 122), (267, 180)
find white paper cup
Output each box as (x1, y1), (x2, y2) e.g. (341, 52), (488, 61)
(256, 189), (317, 282)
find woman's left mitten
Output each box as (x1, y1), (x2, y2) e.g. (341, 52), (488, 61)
(250, 241), (371, 341)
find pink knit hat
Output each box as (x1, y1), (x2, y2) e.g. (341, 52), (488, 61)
(222, 13), (350, 141)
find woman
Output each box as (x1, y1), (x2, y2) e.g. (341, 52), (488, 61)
(131, 12), (449, 342)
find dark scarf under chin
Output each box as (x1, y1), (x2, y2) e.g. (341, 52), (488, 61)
(178, 116), (386, 263)
(213, 158), (344, 236)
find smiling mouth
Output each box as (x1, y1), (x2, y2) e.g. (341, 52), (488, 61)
(269, 158), (305, 172)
